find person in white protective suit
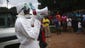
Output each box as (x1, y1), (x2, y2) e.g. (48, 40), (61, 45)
(15, 3), (41, 48)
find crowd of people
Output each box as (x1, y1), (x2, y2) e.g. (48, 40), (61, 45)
(48, 12), (85, 34)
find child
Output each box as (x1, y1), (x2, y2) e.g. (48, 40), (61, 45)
(77, 22), (82, 33)
(67, 18), (73, 32)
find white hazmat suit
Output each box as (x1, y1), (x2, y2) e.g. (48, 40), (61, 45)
(15, 3), (41, 48)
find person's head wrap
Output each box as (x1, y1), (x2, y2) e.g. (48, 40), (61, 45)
(23, 3), (30, 10)
(16, 3), (30, 15)
(23, 3), (30, 14)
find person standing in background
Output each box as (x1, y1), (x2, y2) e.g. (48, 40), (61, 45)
(61, 15), (67, 32)
(56, 12), (62, 33)
(67, 17), (73, 32)
(42, 16), (51, 37)
(53, 16), (61, 34)
(77, 21), (82, 33)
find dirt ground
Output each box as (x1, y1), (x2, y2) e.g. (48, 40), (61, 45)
(46, 32), (85, 48)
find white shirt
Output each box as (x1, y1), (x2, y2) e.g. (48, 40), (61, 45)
(15, 14), (41, 48)
(78, 22), (82, 28)
(67, 18), (72, 26)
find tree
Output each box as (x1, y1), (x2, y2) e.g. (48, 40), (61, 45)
(38, 0), (85, 13)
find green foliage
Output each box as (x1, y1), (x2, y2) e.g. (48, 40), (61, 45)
(38, 0), (85, 13)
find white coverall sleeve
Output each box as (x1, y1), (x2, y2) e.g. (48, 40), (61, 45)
(21, 19), (41, 40)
